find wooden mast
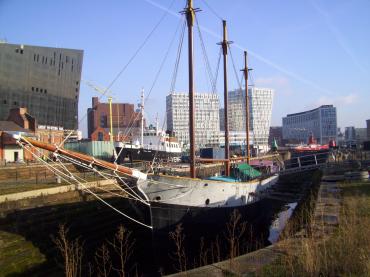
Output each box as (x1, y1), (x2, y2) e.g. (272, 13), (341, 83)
(184, 0), (198, 178)
(242, 51), (250, 164)
(221, 20), (231, 176)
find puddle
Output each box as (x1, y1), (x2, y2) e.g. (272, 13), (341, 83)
(268, 202), (297, 243)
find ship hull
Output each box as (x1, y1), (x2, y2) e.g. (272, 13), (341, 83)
(140, 174), (279, 230)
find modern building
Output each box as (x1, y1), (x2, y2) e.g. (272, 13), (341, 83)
(166, 92), (220, 147)
(355, 128), (367, 145)
(0, 42), (83, 130)
(219, 108), (225, 132)
(282, 105), (337, 145)
(344, 126), (356, 144)
(228, 87), (274, 152)
(268, 126), (283, 146)
(87, 97), (142, 141)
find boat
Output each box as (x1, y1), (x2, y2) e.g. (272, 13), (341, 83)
(114, 127), (182, 163)
(286, 134), (331, 169)
(13, 0), (279, 236)
(136, 0), (279, 233)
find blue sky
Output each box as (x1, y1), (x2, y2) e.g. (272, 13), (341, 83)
(1, 0), (369, 136)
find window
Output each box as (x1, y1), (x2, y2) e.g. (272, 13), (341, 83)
(32, 87), (34, 91)
(13, 101), (17, 105)
(15, 48), (19, 53)
(20, 49), (23, 54)
(44, 89), (47, 94)
(40, 89), (43, 93)
(3, 100), (7, 104)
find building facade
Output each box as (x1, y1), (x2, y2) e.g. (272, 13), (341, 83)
(87, 97), (142, 141)
(282, 105), (337, 144)
(0, 107), (65, 163)
(268, 126), (283, 146)
(166, 92), (220, 147)
(0, 42), (83, 130)
(228, 87), (274, 152)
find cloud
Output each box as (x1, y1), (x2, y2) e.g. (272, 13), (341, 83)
(255, 76), (293, 95)
(308, 93), (358, 109)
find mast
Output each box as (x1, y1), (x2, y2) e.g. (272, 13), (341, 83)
(140, 88), (144, 146)
(242, 51), (250, 164)
(108, 96), (113, 143)
(184, 0), (199, 178)
(220, 20), (231, 176)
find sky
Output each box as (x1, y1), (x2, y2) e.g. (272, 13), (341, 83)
(1, 0), (369, 136)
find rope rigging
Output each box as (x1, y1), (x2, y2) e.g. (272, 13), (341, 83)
(114, 14), (185, 163)
(15, 136), (153, 229)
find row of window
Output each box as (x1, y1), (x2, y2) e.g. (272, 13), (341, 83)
(31, 87), (48, 94)
(2, 100), (18, 105)
(15, 48), (24, 54)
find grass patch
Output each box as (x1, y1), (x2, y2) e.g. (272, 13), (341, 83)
(258, 180), (370, 277)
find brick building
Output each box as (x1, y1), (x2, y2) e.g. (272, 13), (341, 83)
(87, 97), (142, 141)
(0, 108), (64, 162)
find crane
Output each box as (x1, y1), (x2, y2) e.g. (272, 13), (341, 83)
(83, 79), (118, 144)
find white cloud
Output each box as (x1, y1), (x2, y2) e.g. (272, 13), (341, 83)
(255, 76), (293, 95)
(309, 93), (358, 109)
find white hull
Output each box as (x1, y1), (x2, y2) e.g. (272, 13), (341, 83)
(140, 174), (279, 208)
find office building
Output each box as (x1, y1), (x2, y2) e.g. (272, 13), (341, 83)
(282, 105), (337, 144)
(166, 92), (220, 147)
(0, 42), (83, 130)
(228, 87), (274, 152)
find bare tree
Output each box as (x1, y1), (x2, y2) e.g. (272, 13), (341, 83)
(225, 210), (247, 268)
(95, 243), (112, 277)
(169, 223), (187, 272)
(108, 225), (136, 277)
(52, 224), (84, 277)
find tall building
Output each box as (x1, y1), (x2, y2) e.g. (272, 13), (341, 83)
(268, 126), (283, 146)
(345, 126), (356, 146)
(0, 42), (83, 130)
(282, 105), (337, 144)
(87, 97), (142, 141)
(228, 87), (274, 152)
(367, 119), (370, 140)
(166, 92), (220, 147)
(355, 128), (367, 145)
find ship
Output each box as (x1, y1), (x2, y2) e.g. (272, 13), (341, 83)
(135, 0), (280, 233)
(115, 126), (182, 163)
(13, 0), (280, 237)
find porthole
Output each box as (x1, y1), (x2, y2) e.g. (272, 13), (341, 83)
(205, 199), (210, 205)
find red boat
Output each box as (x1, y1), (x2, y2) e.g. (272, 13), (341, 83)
(293, 134), (330, 153)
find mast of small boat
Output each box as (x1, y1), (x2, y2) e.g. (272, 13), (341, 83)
(242, 51), (250, 164)
(184, 0), (197, 178)
(220, 20), (231, 176)
(140, 88), (144, 147)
